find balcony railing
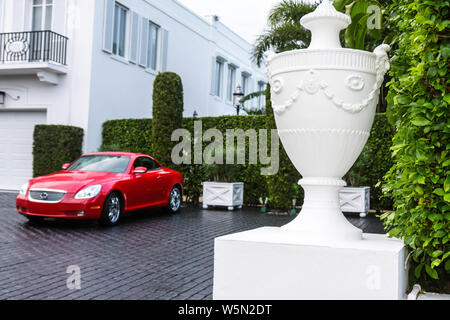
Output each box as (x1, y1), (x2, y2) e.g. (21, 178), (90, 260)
(0, 31), (68, 65)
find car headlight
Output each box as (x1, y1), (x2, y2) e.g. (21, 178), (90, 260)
(19, 182), (29, 196)
(74, 185), (102, 200)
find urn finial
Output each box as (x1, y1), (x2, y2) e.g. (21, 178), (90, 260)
(301, 0), (351, 49)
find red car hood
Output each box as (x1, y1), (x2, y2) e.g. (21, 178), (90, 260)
(29, 171), (125, 193)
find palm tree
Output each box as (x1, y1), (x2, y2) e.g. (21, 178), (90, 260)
(252, 1), (318, 67)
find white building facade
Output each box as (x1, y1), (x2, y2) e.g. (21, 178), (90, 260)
(0, 0), (267, 190)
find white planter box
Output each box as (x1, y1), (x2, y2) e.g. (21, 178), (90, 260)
(339, 187), (370, 218)
(202, 182), (244, 211)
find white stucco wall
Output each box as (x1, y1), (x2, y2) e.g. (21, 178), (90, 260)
(85, 0), (267, 152)
(0, 0), (267, 154)
(0, 0), (96, 147)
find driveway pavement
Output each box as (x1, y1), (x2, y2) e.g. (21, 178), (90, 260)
(0, 192), (384, 300)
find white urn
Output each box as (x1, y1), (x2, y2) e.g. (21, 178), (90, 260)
(265, 0), (390, 242)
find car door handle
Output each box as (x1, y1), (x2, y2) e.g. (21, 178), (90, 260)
(157, 175), (162, 180)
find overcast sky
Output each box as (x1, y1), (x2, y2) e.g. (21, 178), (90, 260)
(176, 0), (283, 44)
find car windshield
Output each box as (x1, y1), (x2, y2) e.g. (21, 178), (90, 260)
(67, 155), (130, 173)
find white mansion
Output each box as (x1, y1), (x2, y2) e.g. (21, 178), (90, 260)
(0, 0), (267, 190)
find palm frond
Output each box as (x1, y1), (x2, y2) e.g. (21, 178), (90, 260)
(252, 22), (312, 66)
(251, 0), (317, 67)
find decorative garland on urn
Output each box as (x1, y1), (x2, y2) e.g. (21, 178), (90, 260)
(267, 44), (391, 115)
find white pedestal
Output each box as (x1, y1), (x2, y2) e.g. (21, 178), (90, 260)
(213, 227), (407, 300)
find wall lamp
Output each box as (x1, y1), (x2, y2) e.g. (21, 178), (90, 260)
(0, 90), (20, 105)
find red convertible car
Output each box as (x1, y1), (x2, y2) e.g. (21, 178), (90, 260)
(16, 152), (184, 226)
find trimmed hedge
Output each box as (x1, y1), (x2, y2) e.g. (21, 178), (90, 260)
(152, 72), (184, 167)
(104, 116), (269, 205)
(181, 116), (269, 205)
(101, 112), (393, 210)
(103, 119), (153, 155)
(33, 125), (84, 177)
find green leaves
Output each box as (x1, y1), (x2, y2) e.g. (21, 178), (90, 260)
(415, 263), (424, 278)
(382, 0), (450, 291)
(334, 0), (384, 50)
(432, 250), (444, 258)
(411, 117), (432, 127)
(345, 2), (369, 49)
(333, 0), (348, 11)
(425, 265), (439, 280)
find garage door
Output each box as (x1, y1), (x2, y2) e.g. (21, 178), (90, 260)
(0, 110), (47, 190)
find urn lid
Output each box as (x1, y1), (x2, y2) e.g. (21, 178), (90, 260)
(301, 0), (351, 49)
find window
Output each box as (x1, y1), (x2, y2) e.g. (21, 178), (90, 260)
(146, 22), (160, 70)
(112, 2), (128, 58)
(215, 59), (224, 97)
(134, 157), (161, 171)
(32, 0), (53, 31)
(226, 65), (236, 102)
(258, 81), (266, 108)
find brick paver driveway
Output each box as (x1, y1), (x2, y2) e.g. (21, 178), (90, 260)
(0, 192), (384, 300)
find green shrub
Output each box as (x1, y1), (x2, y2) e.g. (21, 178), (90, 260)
(33, 125), (83, 177)
(381, 0), (449, 292)
(152, 72), (184, 167)
(180, 116), (269, 206)
(203, 148), (240, 183)
(102, 119), (153, 154)
(345, 114), (395, 212)
(101, 112), (393, 210)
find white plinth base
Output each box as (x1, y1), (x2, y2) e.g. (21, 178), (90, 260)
(213, 227), (408, 300)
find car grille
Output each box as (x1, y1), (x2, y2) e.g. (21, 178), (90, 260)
(29, 190), (66, 202)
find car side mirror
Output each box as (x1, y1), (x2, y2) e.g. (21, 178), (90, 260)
(133, 167), (148, 174)
(62, 163), (71, 170)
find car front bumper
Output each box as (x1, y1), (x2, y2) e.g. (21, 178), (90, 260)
(16, 193), (104, 220)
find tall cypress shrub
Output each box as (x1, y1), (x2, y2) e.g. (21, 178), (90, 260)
(382, 0), (449, 292)
(152, 72), (184, 167)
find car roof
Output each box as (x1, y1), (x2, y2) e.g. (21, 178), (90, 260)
(77, 152), (163, 169)
(83, 152), (152, 158)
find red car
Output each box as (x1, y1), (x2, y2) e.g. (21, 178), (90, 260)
(16, 152), (184, 226)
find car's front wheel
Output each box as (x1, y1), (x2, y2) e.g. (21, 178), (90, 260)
(166, 186), (182, 214)
(99, 192), (122, 226)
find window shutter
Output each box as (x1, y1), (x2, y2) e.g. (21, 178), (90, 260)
(129, 12), (139, 63)
(160, 29), (169, 72)
(210, 57), (217, 96)
(103, 0), (115, 53)
(139, 17), (149, 67)
(249, 79), (255, 107)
